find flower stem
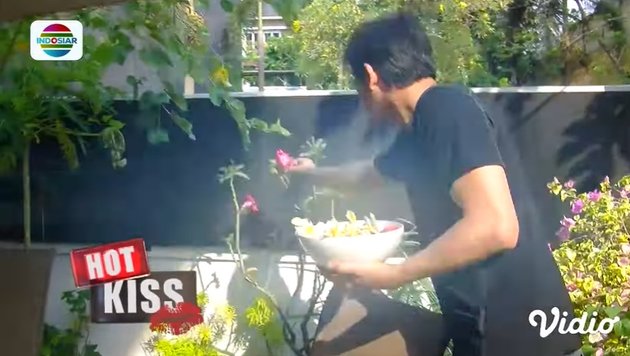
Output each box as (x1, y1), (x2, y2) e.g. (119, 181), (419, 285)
(228, 178), (245, 272)
(226, 177), (302, 355)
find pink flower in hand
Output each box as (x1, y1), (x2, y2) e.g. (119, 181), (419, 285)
(241, 194), (259, 214)
(563, 180), (575, 189)
(275, 149), (296, 172)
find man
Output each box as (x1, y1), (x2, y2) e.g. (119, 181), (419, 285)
(287, 13), (582, 356)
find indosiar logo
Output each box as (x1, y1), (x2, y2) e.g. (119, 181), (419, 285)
(30, 20), (83, 61)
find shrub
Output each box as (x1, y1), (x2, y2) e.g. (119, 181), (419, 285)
(549, 176), (630, 355)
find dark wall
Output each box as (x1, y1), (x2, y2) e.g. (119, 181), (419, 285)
(1, 90), (629, 248)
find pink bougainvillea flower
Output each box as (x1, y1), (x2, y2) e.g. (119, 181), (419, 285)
(275, 149), (296, 172)
(240, 194), (259, 214)
(620, 188), (630, 199)
(556, 227), (570, 241)
(149, 302), (203, 335)
(563, 180), (575, 189)
(566, 283), (578, 292)
(555, 227), (570, 241)
(618, 256), (630, 266)
(595, 348), (604, 356)
(570, 199), (584, 214)
(587, 190), (602, 202)
(560, 216), (575, 228)
(622, 243), (630, 255)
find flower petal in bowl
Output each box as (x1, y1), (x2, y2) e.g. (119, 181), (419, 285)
(296, 220), (405, 265)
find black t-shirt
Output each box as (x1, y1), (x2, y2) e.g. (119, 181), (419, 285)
(374, 86), (580, 356)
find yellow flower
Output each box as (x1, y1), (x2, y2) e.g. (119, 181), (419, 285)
(215, 304), (236, 325)
(211, 66), (230, 86)
(458, 1), (468, 9)
(291, 20), (301, 33)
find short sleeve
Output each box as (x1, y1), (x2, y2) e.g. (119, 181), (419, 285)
(429, 90), (504, 188)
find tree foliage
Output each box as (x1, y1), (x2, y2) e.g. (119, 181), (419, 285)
(264, 0), (630, 88)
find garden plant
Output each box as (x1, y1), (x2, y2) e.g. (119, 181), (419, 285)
(549, 176), (630, 355)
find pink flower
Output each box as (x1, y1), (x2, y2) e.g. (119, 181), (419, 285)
(595, 347), (604, 356)
(570, 199), (584, 214)
(622, 243), (630, 255)
(566, 283), (578, 292)
(547, 243), (553, 252)
(556, 227), (570, 241)
(563, 180), (575, 189)
(560, 216), (575, 228)
(621, 188), (629, 199)
(240, 194), (259, 214)
(618, 256), (630, 266)
(275, 149), (296, 172)
(587, 190), (602, 202)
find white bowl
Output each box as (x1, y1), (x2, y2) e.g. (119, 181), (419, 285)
(296, 220), (405, 265)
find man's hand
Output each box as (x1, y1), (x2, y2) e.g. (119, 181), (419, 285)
(319, 260), (408, 290)
(286, 157), (316, 174)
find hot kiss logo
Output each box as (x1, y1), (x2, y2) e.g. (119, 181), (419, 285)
(529, 308), (620, 338)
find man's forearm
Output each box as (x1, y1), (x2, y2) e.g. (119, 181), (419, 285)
(302, 159), (384, 192)
(396, 217), (516, 283)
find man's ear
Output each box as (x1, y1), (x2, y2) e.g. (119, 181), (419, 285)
(363, 63), (379, 90)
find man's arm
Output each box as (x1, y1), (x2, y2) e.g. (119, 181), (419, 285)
(396, 165), (519, 284)
(293, 159), (386, 193)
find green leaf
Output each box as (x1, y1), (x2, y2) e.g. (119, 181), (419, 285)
(604, 306), (623, 318)
(220, 0), (234, 12)
(54, 121), (79, 170)
(147, 128), (169, 145)
(163, 82), (188, 111)
(90, 43), (118, 65)
(614, 319), (623, 336)
(248, 118), (269, 131)
(139, 46), (173, 68)
(269, 119), (291, 136)
(171, 113), (196, 140)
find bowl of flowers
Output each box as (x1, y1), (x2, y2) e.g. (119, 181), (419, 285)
(292, 210), (405, 265)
